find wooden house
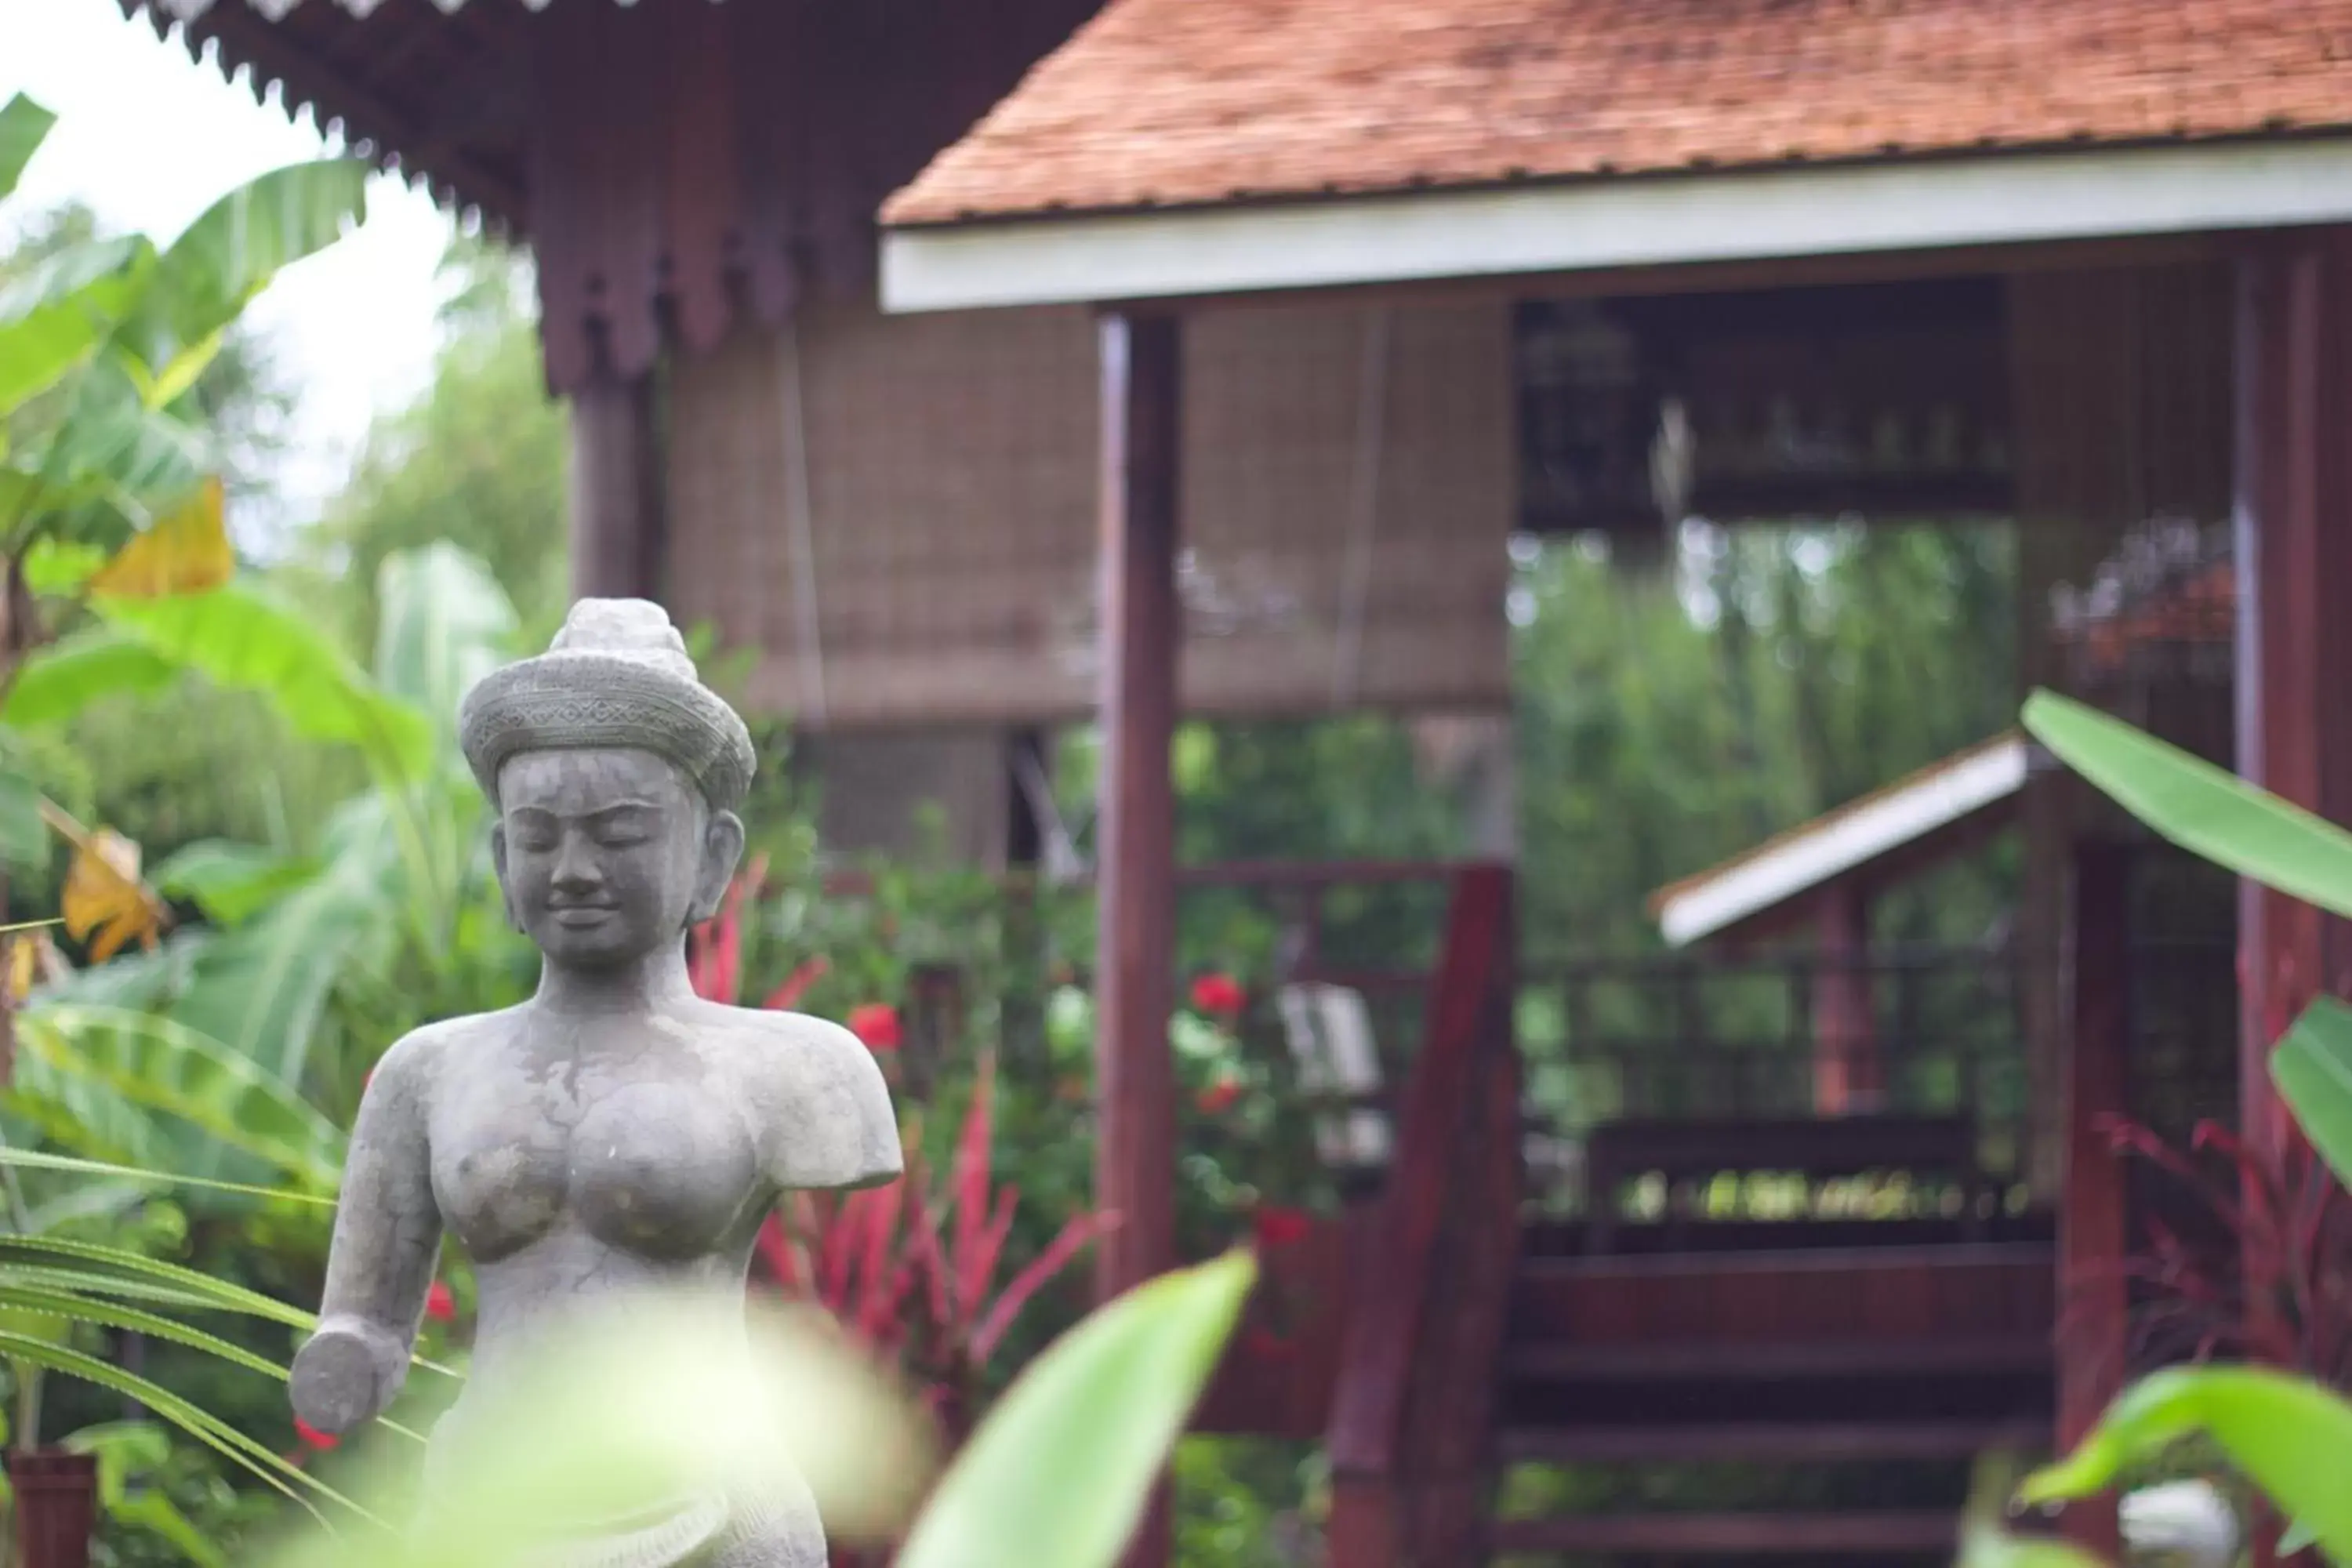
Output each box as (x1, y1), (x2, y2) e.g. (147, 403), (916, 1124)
(125, 0), (2352, 1562)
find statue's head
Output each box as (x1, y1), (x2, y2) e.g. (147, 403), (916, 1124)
(459, 600), (754, 970)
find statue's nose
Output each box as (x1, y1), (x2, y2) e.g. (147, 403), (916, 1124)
(550, 835), (604, 893)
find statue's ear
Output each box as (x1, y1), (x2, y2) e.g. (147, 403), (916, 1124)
(488, 822), (523, 933)
(689, 810), (746, 925)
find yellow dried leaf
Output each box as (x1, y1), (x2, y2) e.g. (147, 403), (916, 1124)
(88, 477), (234, 599)
(5, 937), (31, 1004)
(61, 829), (162, 963)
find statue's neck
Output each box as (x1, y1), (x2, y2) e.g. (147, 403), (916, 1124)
(533, 943), (700, 1016)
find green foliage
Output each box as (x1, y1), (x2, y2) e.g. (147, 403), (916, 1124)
(1954, 1457), (2108, 1568)
(0, 768), (45, 866)
(117, 161), (368, 396)
(71, 1420), (238, 1568)
(2019, 1367), (2352, 1563)
(148, 843), (318, 929)
(2274, 998), (2352, 1195)
(1517, 524), (2017, 955)
(0, 96), (56, 201)
(0, 1148), (350, 1519)
(50, 683), (350, 869)
(5, 633), (177, 727)
(1172, 1438), (1323, 1566)
(2022, 684), (2352, 1183)
(0, 96), (365, 555)
(208, 1253), (1253, 1568)
(21, 546), (524, 1106)
(896, 1250), (1257, 1568)
(76, 587), (433, 782)
(14, 1007), (344, 1188)
(2016, 688), (2352, 1563)
(2025, 689), (2352, 923)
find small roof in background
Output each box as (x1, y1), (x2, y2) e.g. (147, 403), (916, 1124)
(1650, 733), (2030, 949)
(886, 0), (2352, 227)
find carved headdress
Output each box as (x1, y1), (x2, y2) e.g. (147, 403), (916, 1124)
(458, 599), (757, 811)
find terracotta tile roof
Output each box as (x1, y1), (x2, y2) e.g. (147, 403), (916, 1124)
(885, 0), (2352, 226)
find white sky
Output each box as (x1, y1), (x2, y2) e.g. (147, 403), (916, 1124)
(3, 0), (455, 524)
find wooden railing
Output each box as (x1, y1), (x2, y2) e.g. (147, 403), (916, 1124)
(1324, 863), (1521, 1568)
(1526, 942), (2031, 1116)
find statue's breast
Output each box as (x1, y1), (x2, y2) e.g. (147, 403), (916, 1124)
(433, 1076), (761, 1265)
(434, 1102), (572, 1263)
(568, 1082), (761, 1259)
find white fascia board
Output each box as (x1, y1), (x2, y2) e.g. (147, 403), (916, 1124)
(882, 137), (2352, 314)
(1657, 737), (2028, 949)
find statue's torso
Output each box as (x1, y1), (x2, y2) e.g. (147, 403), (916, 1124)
(408, 1000), (860, 1567)
(430, 1006), (770, 1273)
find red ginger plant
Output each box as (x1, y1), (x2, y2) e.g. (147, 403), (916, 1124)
(2097, 1113), (2352, 1387)
(754, 1058), (1115, 1439)
(685, 868), (1113, 1439)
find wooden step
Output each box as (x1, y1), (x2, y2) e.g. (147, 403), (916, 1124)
(1518, 1214), (2056, 1258)
(1494, 1417), (2050, 1465)
(1488, 1510), (1958, 1555)
(1509, 1243), (2056, 1345)
(1504, 1333), (2050, 1382)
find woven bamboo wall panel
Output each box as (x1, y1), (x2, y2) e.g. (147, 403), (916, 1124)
(665, 296), (1513, 728)
(666, 299), (1101, 727)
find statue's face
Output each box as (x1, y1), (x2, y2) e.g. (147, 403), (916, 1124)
(492, 748), (742, 971)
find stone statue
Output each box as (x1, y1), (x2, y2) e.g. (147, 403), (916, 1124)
(289, 600), (902, 1566)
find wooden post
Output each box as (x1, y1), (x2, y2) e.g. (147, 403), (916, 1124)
(1812, 884), (1880, 1115)
(2233, 233), (2352, 1145)
(568, 372), (664, 601)
(1094, 311), (1182, 1568)
(2059, 837), (2130, 1558)
(2233, 230), (2352, 1563)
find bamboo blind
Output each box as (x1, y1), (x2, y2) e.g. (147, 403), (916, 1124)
(665, 296), (1514, 728)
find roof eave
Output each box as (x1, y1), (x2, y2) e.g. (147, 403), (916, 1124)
(122, 0), (532, 228)
(880, 135), (2352, 314)
(1652, 736), (2032, 949)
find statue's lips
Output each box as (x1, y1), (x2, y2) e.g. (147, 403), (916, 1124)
(550, 906), (618, 927)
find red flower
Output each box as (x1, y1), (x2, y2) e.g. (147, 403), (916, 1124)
(1189, 973), (1246, 1018)
(1252, 1206), (1312, 1250)
(293, 1417), (339, 1451)
(426, 1281), (456, 1323)
(1196, 1079), (1243, 1115)
(847, 1003), (902, 1052)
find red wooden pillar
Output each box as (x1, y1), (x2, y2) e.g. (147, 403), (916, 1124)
(568, 372), (664, 601)
(1812, 884), (1880, 1115)
(2235, 233), (2352, 1214)
(2234, 232), (2352, 1128)
(2059, 837), (2131, 1557)
(1094, 311), (1182, 1568)
(2234, 231), (2352, 1565)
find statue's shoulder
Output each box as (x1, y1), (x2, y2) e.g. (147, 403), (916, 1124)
(703, 1004), (902, 1186)
(711, 1004), (874, 1075)
(368, 1008), (520, 1097)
